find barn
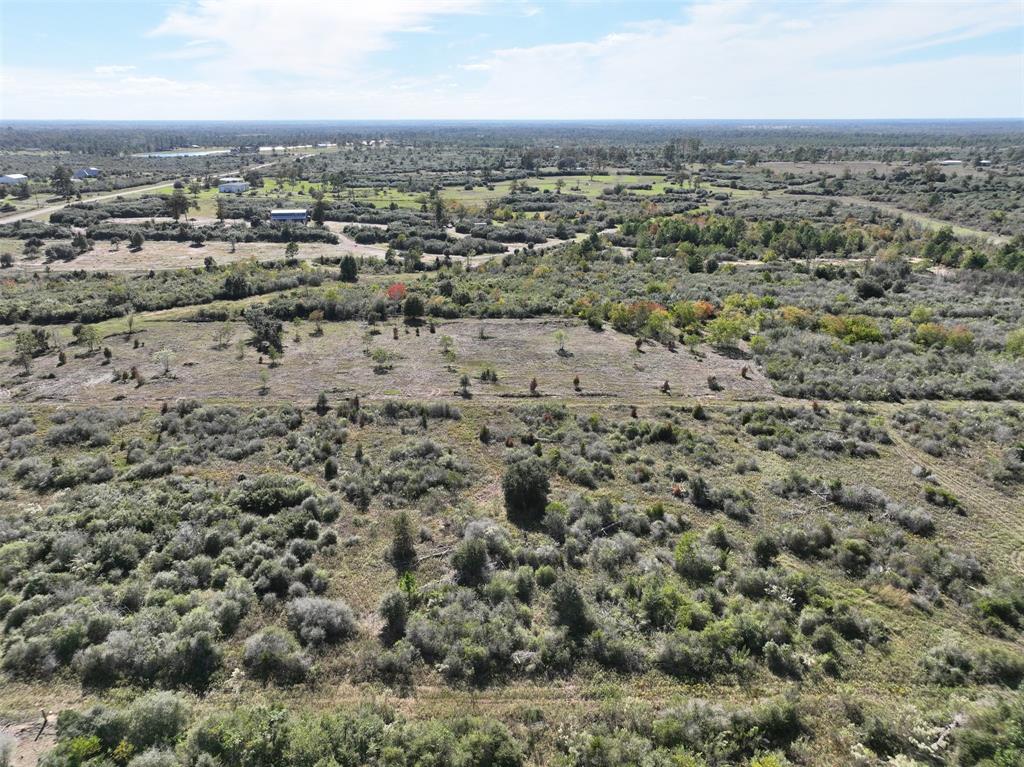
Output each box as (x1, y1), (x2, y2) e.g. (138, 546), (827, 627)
(0, 174), (27, 185)
(270, 208), (309, 223)
(74, 167), (101, 179)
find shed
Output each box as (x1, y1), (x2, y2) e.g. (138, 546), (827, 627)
(0, 174), (28, 185)
(73, 167), (101, 179)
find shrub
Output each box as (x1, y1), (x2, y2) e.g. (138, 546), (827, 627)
(403, 295), (425, 321)
(242, 628), (310, 684)
(889, 504), (935, 536)
(389, 511), (417, 570)
(379, 591), (408, 643)
(550, 578), (592, 636)
(452, 537), (490, 587)
(535, 565), (557, 588)
(753, 535), (780, 566)
(127, 749), (179, 767)
(236, 474), (313, 516)
(128, 692), (190, 751)
(1007, 328), (1024, 358)
(286, 598), (357, 647)
(674, 533), (720, 583)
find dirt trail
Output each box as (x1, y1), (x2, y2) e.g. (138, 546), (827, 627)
(890, 434), (1024, 573)
(840, 196), (1010, 245)
(1, 715), (56, 767)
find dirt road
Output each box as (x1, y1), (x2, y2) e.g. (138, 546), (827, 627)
(0, 180), (183, 225)
(0, 157), (296, 226)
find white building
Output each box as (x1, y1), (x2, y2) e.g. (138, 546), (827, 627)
(218, 177), (250, 193)
(0, 174), (28, 185)
(73, 167), (101, 179)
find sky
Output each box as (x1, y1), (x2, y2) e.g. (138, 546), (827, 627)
(1, 0), (1022, 120)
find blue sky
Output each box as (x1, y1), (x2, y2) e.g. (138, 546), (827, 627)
(1, 0), (1022, 120)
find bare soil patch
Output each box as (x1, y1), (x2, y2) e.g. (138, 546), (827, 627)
(2, 318), (773, 407)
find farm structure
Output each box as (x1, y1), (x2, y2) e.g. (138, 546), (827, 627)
(218, 177), (250, 193)
(270, 208), (309, 223)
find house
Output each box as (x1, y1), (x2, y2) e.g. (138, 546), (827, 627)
(73, 167), (101, 179)
(270, 208), (309, 223)
(939, 159), (963, 166)
(0, 174), (27, 185)
(218, 177), (250, 193)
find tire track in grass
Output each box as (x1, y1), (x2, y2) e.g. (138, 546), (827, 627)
(890, 434), (1024, 570)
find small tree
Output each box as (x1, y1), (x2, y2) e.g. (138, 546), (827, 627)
(130, 231), (145, 251)
(79, 324), (102, 352)
(554, 329), (567, 354)
(309, 309), (324, 336)
(339, 254), (358, 282)
(167, 188), (190, 221)
(403, 295), (424, 323)
(285, 241), (299, 259)
(50, 164), (74, 199)
(245, 305), (284, 354)
(312, 198), (327, 226)
(439, 335), (455, 362)
(214, 321), (234, 349)
(389, 510), (417, 571)
(503, 457), (550, 526)
(154, 347), (175, 375)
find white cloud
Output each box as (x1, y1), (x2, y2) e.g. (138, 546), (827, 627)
(149, 0), (481, 77)
(455, 0), (1024, 119)
(1, 0), (1020, 119)
(93, 65), (136, 75)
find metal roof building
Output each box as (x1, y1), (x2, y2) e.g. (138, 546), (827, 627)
(218, 177), (250, 193)
(270, 209), (309, 222)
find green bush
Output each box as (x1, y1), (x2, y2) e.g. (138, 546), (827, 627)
(502, 457), (550, 526)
